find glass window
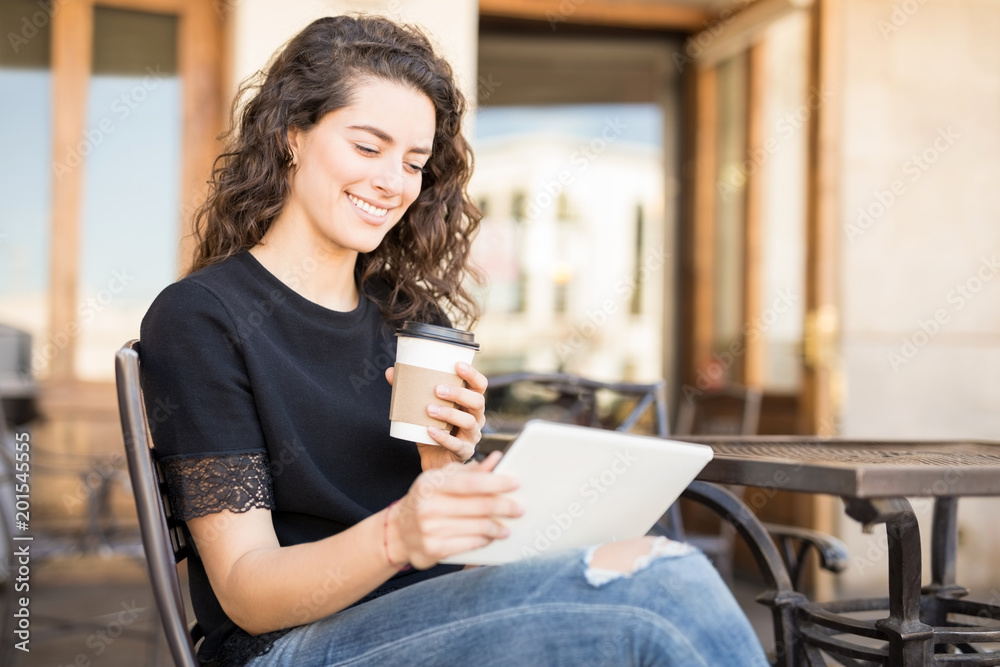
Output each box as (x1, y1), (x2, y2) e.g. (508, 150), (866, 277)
(759, 12), (808, 391)
(471, 215), (524, 314)
(470, 104), (664, 380)
(0, 0), (53, 376)
(75, 6), (182, 380)
(712, 53), (748, 382)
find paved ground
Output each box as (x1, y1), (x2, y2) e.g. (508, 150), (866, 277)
(5, 553), (778, 667)
(6, 555), (181, 667)
(22, 555), (1000, 666)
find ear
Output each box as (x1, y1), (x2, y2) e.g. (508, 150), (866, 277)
(286, 126), (303, 166)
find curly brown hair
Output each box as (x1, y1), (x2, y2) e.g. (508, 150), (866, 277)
(189, 15), (482, 326)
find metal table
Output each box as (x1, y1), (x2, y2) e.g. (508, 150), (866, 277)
(673, 436), (1000, 666)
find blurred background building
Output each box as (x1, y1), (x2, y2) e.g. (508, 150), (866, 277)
(1, 0), (999, 646)
(470, 104), (666, 381)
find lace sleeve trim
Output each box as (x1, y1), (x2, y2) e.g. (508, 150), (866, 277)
(161, 452), (275, 521)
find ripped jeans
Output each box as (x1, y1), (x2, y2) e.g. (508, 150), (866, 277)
(247, 540), (769, 666)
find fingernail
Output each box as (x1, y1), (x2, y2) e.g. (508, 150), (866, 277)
(436, 385), (449, 398)
(427, 404), (440, 416)
(427, 426), (440, 435)
(499, 526), (511, 538)
(457, 362), (469, 372)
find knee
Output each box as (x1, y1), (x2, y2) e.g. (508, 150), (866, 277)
(583, 536), (697, 588)
(589, 537), (661, 573)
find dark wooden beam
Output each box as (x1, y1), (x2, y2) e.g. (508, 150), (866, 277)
(479, 0), (713, 33)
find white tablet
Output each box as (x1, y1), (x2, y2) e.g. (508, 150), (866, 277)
(441, 420), (713, 565)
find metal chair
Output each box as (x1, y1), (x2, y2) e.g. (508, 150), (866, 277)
(673, 385), (763, 583)
(115, 340), (202, 667)
(675, 385), (763, 438)
(675, 385), (847, 591)
(484, 371), (669, 437)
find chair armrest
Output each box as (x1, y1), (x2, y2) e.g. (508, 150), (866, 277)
(762, 522), (849, 591)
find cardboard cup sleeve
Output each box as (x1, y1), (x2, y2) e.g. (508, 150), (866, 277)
(389, 362), (464, 430)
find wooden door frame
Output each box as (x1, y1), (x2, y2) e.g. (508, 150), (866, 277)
(681, 0), (841, 597)
(478, 0), (842, 444)
(479, 0), (711, 31)
(680, 63), (717, 390)
(801, 0), (841, 439)
(798, 0), (842, 600)
(47, 0), (223, 385)
(681, 0), (813, 396)
(742, 42), (766, 388)
(680, 44), (765, 392)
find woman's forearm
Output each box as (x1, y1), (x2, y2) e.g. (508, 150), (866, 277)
(190, 508), (399, 635)
(187, 455), (517, 635)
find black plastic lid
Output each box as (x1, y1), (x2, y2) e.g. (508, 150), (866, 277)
(395, 321), (480, 350)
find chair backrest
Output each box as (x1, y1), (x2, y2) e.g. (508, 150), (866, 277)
(674, 384), (763, 436)
(115, 340), (199, 667)
(485, 372), (669, 437)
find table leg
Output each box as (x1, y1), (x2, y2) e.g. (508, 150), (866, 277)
(930, 496), (959, 588)
(926, 497), (969, 599)
(846, 498), (935, 666)
(924, 497), (974, 656)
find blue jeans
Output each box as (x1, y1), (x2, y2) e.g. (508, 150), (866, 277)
(248, 545), (768, 666)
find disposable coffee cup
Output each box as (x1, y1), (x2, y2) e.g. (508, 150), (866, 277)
(389, 321), (480, 445)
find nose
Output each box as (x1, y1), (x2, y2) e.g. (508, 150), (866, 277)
(371, 162), (403, 199)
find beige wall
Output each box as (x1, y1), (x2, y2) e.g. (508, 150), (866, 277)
(837, 0), (1000, 594)
(227, 0), (479, 113)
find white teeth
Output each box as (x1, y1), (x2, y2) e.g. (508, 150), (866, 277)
(348, 194), (388, 217)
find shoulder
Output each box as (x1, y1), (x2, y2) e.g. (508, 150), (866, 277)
(144, 254), (256, 324)
(138, 259), (256, 407)
(141, 254), (258, 348)
(142, 274), (230, 336)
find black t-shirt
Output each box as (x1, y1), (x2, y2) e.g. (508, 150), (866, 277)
(139, 251), (461, 664)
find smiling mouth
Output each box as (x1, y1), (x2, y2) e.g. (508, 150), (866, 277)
(347, 193), (389, 218)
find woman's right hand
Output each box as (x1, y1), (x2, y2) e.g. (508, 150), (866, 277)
(386, 450), (524, 570)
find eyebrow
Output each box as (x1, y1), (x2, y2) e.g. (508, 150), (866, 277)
(347, 124), (432, 155)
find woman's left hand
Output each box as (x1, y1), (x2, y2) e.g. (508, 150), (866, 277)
(385, 361), (487, 470)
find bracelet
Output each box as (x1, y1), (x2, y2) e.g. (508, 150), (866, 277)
(383, 501), (412, 572)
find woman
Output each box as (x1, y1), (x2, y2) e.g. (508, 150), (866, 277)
(140, 15), (768, 667)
